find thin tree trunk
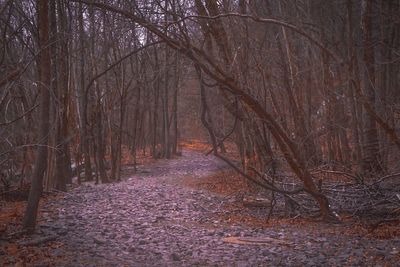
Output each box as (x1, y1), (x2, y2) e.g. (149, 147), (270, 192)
(163, 44), (170, 158)
(171, 54), (179, 155)
(78, 2), (93, 181)
(54, 0), (72, 191)
(23, 0), (51, 232)
(361, 0), (383, 174)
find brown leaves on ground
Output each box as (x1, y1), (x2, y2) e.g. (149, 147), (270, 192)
(221, 203), (400, 240)
(0, 201), (26, 234)
(1, 241), (65, 266)
(180, 140), (241, 161)
(349, 219), (400, 240)
(183, 166), (400, 241)
(180, 140), (212, 153)
(0, 195), (65, 266)
(182, 169), (252, 196)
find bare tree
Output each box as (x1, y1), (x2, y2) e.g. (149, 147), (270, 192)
(23, 0), (51, 232)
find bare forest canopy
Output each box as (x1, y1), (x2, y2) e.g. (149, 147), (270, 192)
(0, 0), (399, 230)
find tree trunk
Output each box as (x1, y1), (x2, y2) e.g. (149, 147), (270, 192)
(23, 0), (51, 232)
(78, 2), (93, 181)
(54, 0), (72, 191)
(171, 53), (180, 155)
(163, 44), (170, 159)
(361, 0), (383, 174)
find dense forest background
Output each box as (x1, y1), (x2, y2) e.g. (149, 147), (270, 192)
(0, 0), (399, 230)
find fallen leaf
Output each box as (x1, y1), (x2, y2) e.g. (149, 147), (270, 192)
(6, 243), (19, 255)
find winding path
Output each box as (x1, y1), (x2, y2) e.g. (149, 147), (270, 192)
(35, 150), (399, 266)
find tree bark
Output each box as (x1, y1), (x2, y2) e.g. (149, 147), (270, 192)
(361, 0), (383, 174)
(78, 2), (93, 181)
(23, 0), (51, 232)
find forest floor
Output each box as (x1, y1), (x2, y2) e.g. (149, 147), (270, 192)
(1, 146), (400, 266)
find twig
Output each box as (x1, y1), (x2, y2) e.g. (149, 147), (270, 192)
(372, 172), (400, 186)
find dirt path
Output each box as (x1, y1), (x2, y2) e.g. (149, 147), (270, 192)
(3, 150), (399, 266)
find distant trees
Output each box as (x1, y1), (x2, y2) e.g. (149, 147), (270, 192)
(79, 0), (399, 220)
(1, 0), (184, 230)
